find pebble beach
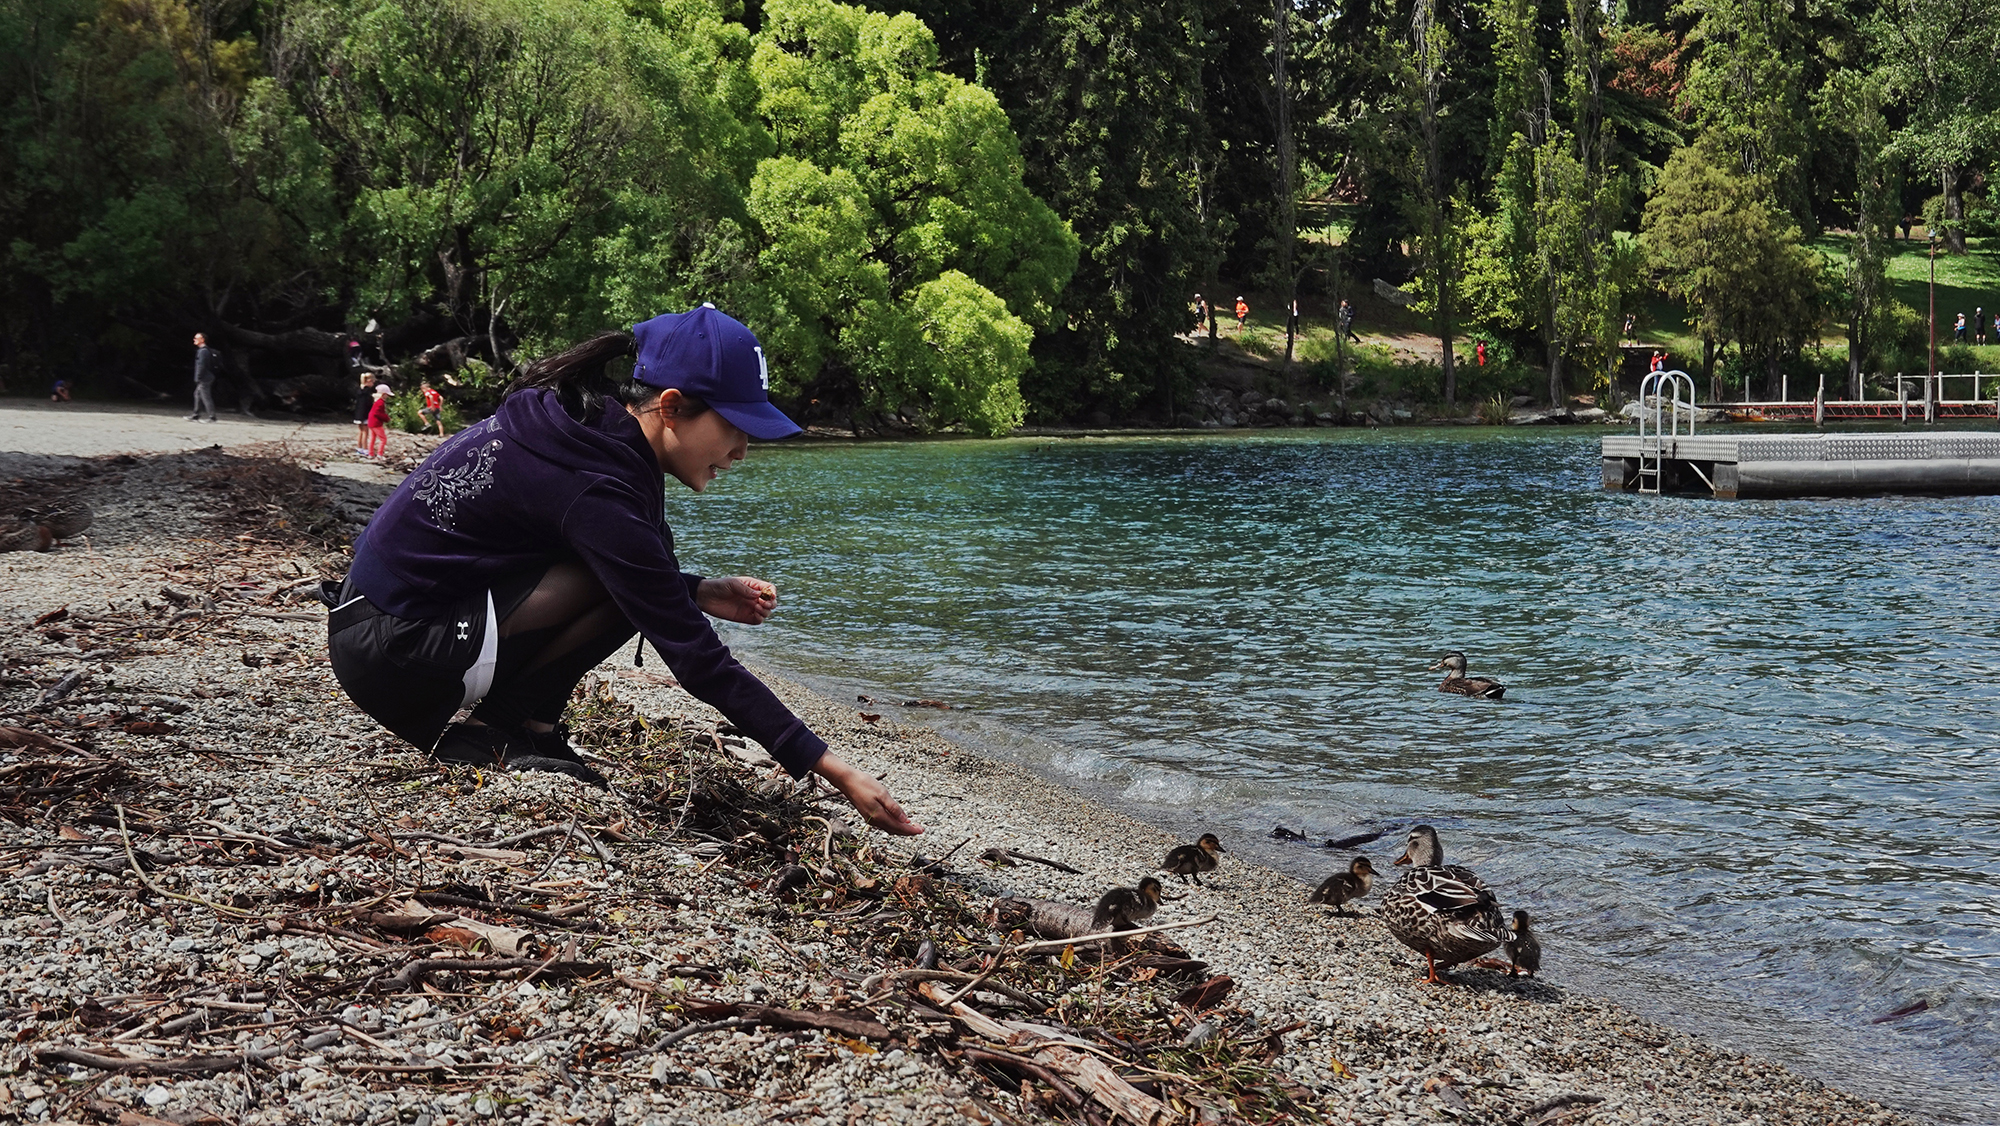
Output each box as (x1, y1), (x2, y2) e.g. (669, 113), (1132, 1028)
(0, 405), (1929, 1125)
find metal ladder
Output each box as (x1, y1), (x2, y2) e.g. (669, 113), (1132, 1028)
(1636, 369), (1697, 494)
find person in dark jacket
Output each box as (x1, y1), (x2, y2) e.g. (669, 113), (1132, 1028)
(188, 333), (218, 422)
(327, 304), (922, 835)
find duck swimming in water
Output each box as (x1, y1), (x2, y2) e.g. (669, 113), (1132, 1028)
(1308, 856), (1376, 914)
(1161, 833), (1225, 885)
(1504, 909), (1541, 977)
(1380, 824), (1508, 984)
(1091, 876), (1165, 932)
(1430, 652), (1505, 699)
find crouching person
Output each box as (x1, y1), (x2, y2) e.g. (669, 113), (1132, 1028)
(326, 305), (922, 835)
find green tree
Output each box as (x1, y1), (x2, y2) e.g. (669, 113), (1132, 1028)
(1, 0), (290, 387)
(1642, 142), (1823, 398)
(1402, 0), (1463, 407)
(266, 0), (765, 359)
(1676, 0), (1812, 232)
(1870, 0), (1999, 255)
(1817, 70), (1897, 393)
(744, 0), (1076, 435)
(1463, 0), (1624, 408)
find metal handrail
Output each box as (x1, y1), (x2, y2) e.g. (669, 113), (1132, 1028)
(1636, 369), (1697, 494)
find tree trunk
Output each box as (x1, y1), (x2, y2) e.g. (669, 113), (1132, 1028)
(1273, 0), (1297, 366)
(1942, 165), (1967, 255)
(1763, 349), (1782, 400)
(1703, 334), (1716, 400)
(1547, 342), (1565, 408)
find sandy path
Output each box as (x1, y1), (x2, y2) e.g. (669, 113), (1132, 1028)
(1, 401), (375, 459)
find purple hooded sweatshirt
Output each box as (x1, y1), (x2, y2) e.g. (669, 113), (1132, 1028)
(346, 388), (826, 777)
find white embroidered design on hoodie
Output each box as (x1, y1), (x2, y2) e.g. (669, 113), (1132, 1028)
(412, 419), (502, 528)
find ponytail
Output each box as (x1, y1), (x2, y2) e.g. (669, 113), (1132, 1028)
(506, 330), (711, 423)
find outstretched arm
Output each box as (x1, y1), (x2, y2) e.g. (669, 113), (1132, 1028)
(814, 751), (924, 836)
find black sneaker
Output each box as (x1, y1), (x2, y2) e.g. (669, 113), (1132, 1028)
(431, 722), (506, 767)
(507, 724), (607, 787)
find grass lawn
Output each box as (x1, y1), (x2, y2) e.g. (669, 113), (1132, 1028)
(1193, 230), (2000, 408)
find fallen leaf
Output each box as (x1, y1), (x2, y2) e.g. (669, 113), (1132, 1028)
(447, 919), (534, 956)
(858, 713), (882, 723)
(57, 825), (89, 841)
(122, 720), (176, 736)
(1173, 975), (1235, 1012)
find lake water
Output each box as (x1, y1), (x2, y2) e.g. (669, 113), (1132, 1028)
(675, 427), (2000, 1123)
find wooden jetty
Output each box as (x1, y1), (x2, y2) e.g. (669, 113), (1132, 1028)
(1602, 371), (2000, 498)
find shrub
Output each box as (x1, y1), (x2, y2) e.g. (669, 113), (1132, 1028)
(1477, 393), (1511, 425)
(388, 390), (464, 434)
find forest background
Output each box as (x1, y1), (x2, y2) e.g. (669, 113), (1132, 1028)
(0, 0), (1992, 434)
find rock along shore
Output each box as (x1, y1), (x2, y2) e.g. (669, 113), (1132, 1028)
(0, 426), (1925, 1126)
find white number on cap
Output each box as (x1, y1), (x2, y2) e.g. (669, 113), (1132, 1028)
(754, 346), (769, 390)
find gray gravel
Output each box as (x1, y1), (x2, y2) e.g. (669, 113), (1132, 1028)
(0, 430), (1929, 1126)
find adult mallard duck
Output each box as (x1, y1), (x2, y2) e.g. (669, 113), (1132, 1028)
(1161, 833), (1225, 885)
(1504, 909), (1541, 977)
(1430, 652), (1505, 699)
(1308, 856), (1375, 915)
(1381, 824), (1507, 984)
(1091, 876), (1165, 932)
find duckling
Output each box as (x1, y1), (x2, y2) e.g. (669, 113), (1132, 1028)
(1091, 876), (1165, 932)
(1504, 909), (1541, 977)
(1379, 824), (1508, 984)
(1161, 833), (1225, 885)
(1429, 651), (1505, 699)
(1308, 856), (1376, 915)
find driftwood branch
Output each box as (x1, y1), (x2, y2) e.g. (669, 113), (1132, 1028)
(983, 911), (1219, 953)
(413, 891), (604, 932)
(378, 957), (607, 991)
(35, 1044), (286, 1075)
(918, 982), (1167, 1126)
(979, 847), (1084, 874)
(621, 1003), (892, 1058)
(961, 1046), (1085, 1108)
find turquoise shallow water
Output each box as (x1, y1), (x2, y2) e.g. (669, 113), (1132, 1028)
(674, 427), (2000, 1122)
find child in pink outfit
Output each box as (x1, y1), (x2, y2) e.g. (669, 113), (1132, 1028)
(365, 385), (390, 458)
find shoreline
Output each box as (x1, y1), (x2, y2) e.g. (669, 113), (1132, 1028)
(0, 434), (1930, 1125)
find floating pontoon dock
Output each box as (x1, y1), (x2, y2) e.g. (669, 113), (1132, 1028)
(1601, 371), (2000, 498)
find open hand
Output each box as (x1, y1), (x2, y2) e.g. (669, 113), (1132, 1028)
(813, 751), (925, 836)
(697, 576), (779, 625)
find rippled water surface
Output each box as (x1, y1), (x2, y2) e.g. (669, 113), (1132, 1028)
(674, 428), (2000, 1122)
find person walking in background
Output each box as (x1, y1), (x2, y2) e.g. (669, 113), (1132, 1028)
(1622, 312), (1635, 340)
(1650, 350), (1666, 372)
(1338, 299), (1360, 343)
(1954, 312), (1967, 343)
(351, 372), (376, 455)
(1234, 296), (1249, 334)
(419, 379), (446, 437)
(1978, 307), (1988, 346)
(1476, 340), (1487, 367)
(365, 383), (391, 459)
(1192, 294), (1207, 333)
(187, 332), (218, 423)
(49, 379), (70, 402)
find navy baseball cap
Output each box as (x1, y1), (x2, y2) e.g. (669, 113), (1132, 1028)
(631, 304), (801, 439)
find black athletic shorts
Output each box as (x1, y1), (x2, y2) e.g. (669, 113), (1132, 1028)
(326, 572), (540, 750)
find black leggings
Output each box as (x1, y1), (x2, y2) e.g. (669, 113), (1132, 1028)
(328, 562), (636, 750)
